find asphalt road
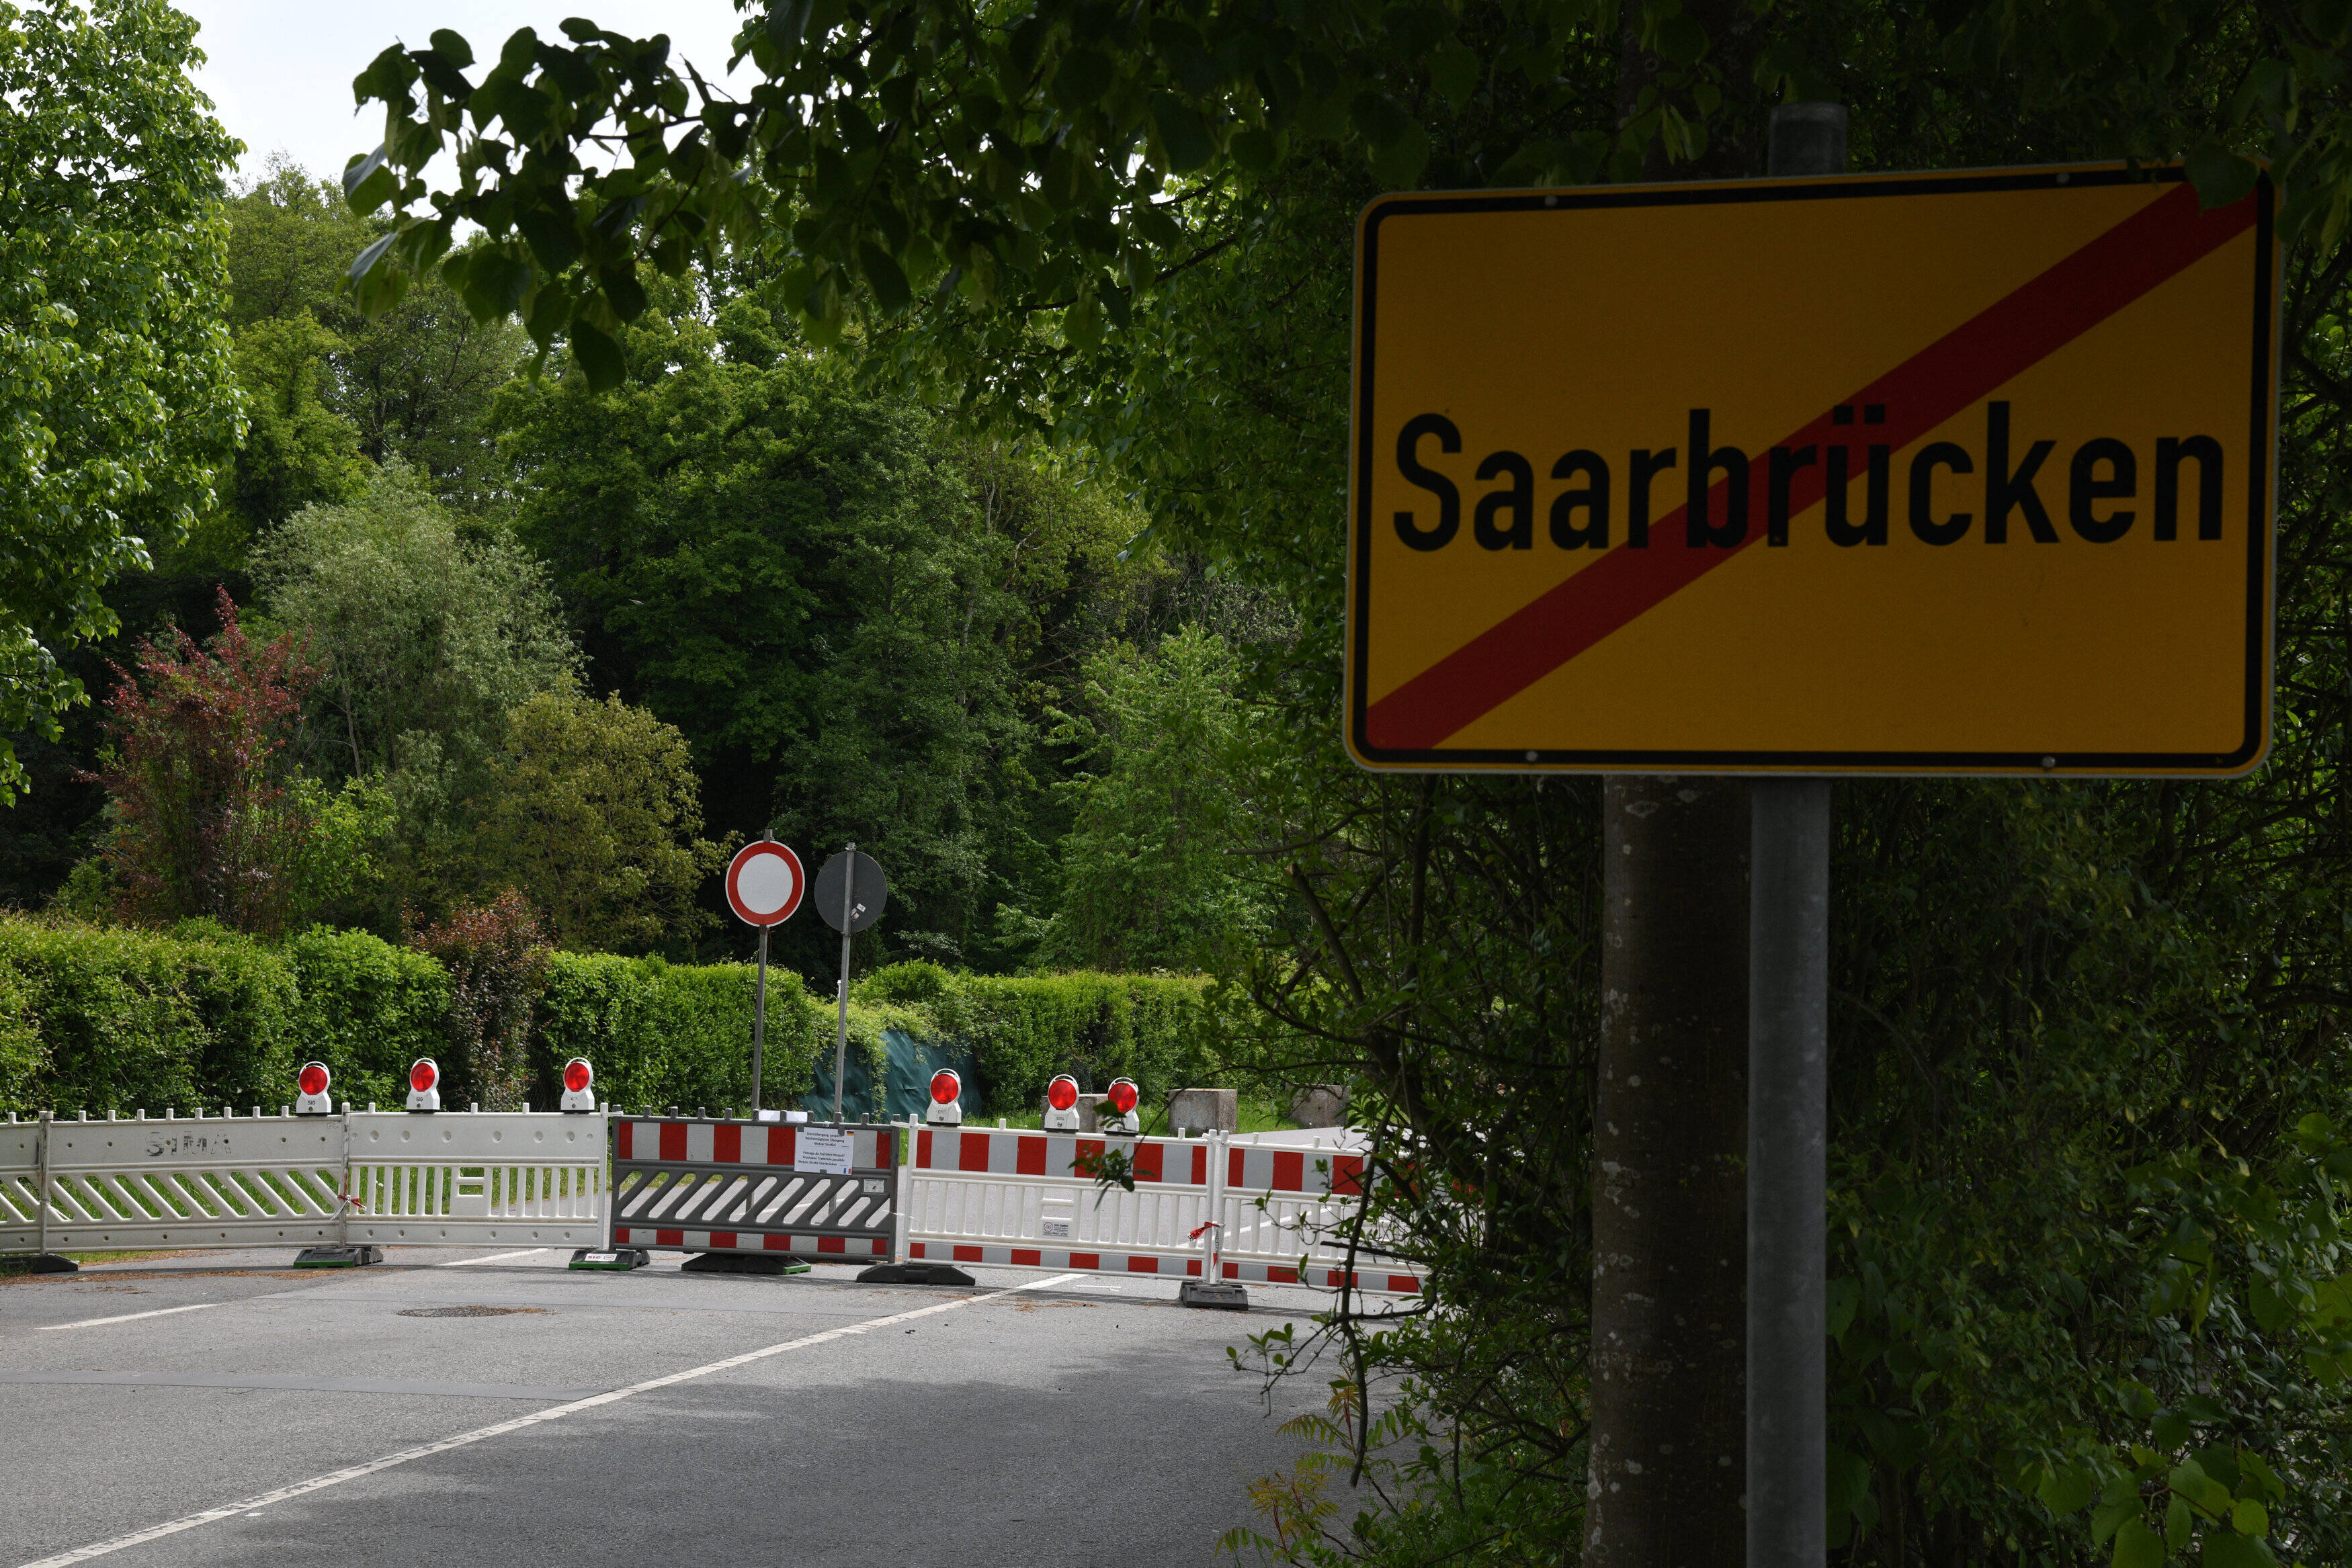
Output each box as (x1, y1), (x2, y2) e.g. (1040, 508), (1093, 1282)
(0, 1246), (1341, 1566)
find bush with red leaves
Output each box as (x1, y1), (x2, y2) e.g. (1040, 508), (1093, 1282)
(408, 889), (552, 1110)
(91, 589), (323, 937)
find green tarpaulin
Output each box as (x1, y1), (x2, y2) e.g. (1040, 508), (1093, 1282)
(804, 1028), (985, 1122)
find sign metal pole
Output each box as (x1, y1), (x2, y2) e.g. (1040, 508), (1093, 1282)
(833, 842), (855, 1125)
(750, 923), (769, 1117)
(1748, 101), (1843, 1568)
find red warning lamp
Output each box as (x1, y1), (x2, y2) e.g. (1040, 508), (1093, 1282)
(1103, 1076), (1140, 1135)
(406, 1057), (442, 1113)
(1044, 1074), (1081, 1132)
(925, 1068), (963, 1127)
(294, 1061), (332, 1117)
(559, 1057), (595, 1113)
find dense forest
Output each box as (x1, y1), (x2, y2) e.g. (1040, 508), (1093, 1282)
(18, 0), (2352, 1565)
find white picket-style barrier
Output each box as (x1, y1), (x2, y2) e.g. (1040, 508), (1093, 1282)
(2, 1107), (608, 1256)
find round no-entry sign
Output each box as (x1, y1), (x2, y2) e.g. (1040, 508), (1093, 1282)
(726, 840), (806, 926)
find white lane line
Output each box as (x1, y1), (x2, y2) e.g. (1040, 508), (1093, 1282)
(433, 1248), (552, 1268)
(36, 1303), (222, 1332)
(15, 1272), (1082, 1567)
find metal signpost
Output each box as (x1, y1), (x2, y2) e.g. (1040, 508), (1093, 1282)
(1345, 105), (2281, 1568)
(724, 838), (807, 1115)
(814, 846), (888, 1124)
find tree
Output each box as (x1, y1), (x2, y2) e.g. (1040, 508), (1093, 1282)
(472, 691), (728, 955)
(226, 157), (528, 509)
(84, 590), (329, 936)
(494, 300), (1152, 970)
(1048, 627), (1263, 971)
(248, 464), (579, 922)
(0, 0), (243, 801)
(407, 889), (550, 1110)
(221, 311), (369, 538)
(249, 464), (579, 796)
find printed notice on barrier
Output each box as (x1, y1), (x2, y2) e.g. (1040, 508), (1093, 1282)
(794, 1127), (853, 1174)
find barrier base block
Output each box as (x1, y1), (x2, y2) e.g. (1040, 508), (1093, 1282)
(1, 1254), (79, 1275)
(857, 1262), (976, 1287)
(1179, 1279), (1251, 1311)
(569, 1248), (650, 1271)
(681, 1252), (810, 1276)
(293, 1244), (382, 1268)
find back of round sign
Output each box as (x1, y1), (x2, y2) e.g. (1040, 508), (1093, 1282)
(813, 850), (888, 933)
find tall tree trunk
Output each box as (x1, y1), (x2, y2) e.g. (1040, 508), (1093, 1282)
(1585, 776), (1751, 1566)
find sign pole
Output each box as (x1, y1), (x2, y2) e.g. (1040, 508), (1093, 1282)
(750, 923), (769, 1117)
(833, 842), (855, 1125)
(1748, 100), (1844, 1568)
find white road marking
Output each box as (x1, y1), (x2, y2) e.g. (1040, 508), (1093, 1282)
(15, 1273), (1083, 1567)
(433, 1249), (552, 1268)
(36, 1303), (221, 1332)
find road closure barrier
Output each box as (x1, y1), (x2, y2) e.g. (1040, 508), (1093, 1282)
(1212, 1132), (1423, 1297)
(901, 1123), (1421, 1300)
(1, 1104), (609, 1266)
(608, 1115), (898, 1262)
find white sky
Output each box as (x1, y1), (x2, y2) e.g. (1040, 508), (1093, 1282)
(181, 0), (758, 187)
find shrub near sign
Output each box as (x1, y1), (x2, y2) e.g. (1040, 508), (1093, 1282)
(1346, 166), (2281, 775)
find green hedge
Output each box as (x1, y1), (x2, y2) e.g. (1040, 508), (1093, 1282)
(532, 953), (824, 1114)
(284, 926), (449, 1110)
(858, 962), (1219, 1115)
(0, 918), (298, 1117)
(0, 916), (1217, 1123)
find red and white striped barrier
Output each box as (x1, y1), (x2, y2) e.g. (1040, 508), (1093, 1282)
(902, 1125), (1421, 1296)
(611, 1117), (898, 1260)
(904, 1127), (1216, 1277)
(1212, 1135), (1421, 1296)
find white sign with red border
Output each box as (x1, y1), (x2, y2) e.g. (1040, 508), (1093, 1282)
(725, 840), (806, 927)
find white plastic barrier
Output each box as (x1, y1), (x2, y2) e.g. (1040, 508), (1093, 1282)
(341, 1110), (607, 1249)
(2, 1107), (608, 1256)
(903, 1125), (1220, 1279)
(1211, 1131), (1423, 1297)
(900, 1125), (1421, 1295)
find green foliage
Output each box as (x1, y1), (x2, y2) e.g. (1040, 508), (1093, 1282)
(408, 890), (550, 1110)
(281, 924), (448, 1110)
(0, 955), (39, 1116)
(944, 971), (1218, 1116)
(1048, 626), (1267, 971)
(533, 951), (820, 1114)
(343, 1), (1695, 391)
(226, 156), (528, 506)
(0, 903), (1211, 1139)
(222, 311), (368, 533)
(0, 916), (298, 1116)
(495, 312), (1152, 968)
(472, 692), (728, 955)
(252, 464), (579, 790)
(0, 0), (243, 800)
(249, 464), (579, 922)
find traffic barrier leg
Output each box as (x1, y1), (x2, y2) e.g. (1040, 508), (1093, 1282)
(1178, 1129), (1246, 1309)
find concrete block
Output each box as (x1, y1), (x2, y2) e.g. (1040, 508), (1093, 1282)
(1289, 1084), (1349, 1128)
(1167, 1088), (1237, 1135)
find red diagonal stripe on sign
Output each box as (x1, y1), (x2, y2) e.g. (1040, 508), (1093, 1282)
(1363, 179), (2259, 752)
